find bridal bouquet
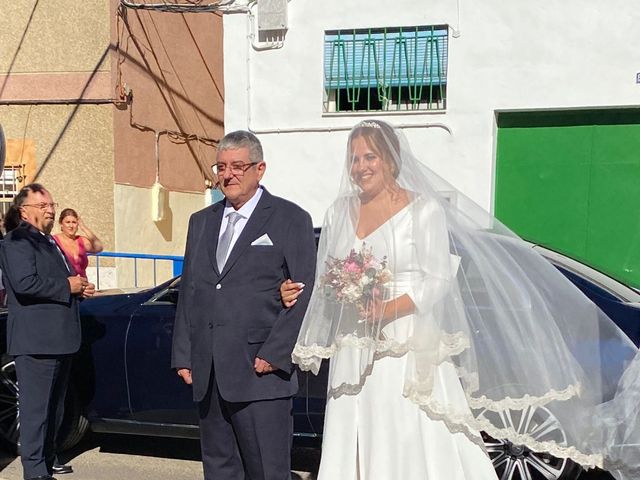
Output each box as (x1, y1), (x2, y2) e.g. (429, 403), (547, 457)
(320, 243), (393, 309)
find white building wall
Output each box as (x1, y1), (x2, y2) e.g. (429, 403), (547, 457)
(223, 0), (640, 225)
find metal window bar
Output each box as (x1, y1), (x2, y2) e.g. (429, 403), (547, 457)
(0, 167), (20, 217)
(347, 30), (361, 108)
(90, 252), (184, 290)
(324, 25), (448, 113)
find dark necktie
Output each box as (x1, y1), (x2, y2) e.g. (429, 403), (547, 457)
(216, 212), (243, 271)
(46, 235), (71, 273)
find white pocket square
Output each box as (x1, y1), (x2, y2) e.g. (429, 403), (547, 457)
(251, 233), (273, 246)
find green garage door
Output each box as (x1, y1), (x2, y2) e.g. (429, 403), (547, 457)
(495, 110), (640, 289)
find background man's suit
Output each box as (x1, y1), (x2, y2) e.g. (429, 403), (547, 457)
(0, 221), (80, 478)
(172, 188), (316, 480)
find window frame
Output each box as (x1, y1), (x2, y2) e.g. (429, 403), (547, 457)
(322, 24), (449, 115)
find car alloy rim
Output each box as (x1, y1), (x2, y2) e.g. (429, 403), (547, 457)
(0, 360), (19, 446)
(479, 404), (570, 480)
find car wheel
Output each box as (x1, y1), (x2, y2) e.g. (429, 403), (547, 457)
(0, 356), (19, 451)
(479, 404), (582, 480)
(57, 385), (89, 451)
(0, 355), (89, 453)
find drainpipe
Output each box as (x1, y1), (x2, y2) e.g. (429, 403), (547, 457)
(151, 130), (168, 222)
(249, 123), (453, 135)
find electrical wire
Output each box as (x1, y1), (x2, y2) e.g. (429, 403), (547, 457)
(120, 0), (237, 13)
(18, 105), (33, 173)
(116, 6), (220, 185)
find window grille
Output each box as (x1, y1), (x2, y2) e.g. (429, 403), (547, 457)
(323, 25), (448, 113)
(0, 166), (21, 217)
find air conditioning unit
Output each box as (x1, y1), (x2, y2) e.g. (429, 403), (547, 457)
(257, 0), (287, 32)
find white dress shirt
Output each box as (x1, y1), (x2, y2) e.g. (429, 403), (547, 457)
(218, 186), (264, 265)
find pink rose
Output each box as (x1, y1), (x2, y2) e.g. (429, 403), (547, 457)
(344, 261), (360, 273)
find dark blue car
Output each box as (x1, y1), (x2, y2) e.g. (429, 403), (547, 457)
(0, 243), (638, 480)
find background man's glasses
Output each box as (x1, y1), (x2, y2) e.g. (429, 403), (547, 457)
(212, 162), (257, 176)
(21, 202), (58, 211)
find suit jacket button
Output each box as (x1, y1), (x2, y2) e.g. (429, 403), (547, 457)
(216, 284), (222, 290)
(208, 323), (213, 329)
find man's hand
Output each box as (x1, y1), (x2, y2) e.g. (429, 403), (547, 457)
(67, 275), (88, 295)
(177, 368), (193, 385)
(81, 282), (96, 298)
(254, 357), (275, 374)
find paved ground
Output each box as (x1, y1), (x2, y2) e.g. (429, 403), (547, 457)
(0, 432), (614, 480)
(0, 433), (320, 480)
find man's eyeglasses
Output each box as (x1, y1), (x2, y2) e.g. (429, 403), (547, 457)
(21, 202), (58, 211)
(212, 162), (257, 177)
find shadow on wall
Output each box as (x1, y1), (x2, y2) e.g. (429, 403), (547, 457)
(117, 6), (222, 187)
(0, 0), (41, 99)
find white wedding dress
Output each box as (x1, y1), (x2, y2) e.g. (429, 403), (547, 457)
(316, 204), (498, 480)
(295, 120), (640, 479)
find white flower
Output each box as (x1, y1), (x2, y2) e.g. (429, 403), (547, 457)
(342, 284), (363, 302)
(378, 269), (393, 284)
(359, 276), (371, 287)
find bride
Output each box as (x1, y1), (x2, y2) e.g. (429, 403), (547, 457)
(286, 119), (640, 479)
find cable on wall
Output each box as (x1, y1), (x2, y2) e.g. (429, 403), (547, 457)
(120, 0), (235, 13)
(119, 0), (252, 14)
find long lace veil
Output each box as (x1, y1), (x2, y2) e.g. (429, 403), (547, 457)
(292, 119), (640, 479)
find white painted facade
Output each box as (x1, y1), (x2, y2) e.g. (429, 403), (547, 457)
(223, 0), (640, 225)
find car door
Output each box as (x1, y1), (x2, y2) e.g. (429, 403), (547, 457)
(537, 245), (640, 345)
(79, 294), (137, 421)
(294, 360), (328, 446)
(125, 278), (198, 425)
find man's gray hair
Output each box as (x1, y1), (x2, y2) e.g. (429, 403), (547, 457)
(217, 130), (264, 164)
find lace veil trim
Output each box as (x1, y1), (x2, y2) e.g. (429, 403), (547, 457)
(405, 381), (603, 468)
(293, 333), (601, 467)
(293, 330), (470, 366)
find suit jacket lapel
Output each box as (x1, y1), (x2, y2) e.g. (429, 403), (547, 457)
(24, 223), (73, 275)
(50, 234), (77, 275)
(219, 190), (275, 278)
(205, 201), (225, 275)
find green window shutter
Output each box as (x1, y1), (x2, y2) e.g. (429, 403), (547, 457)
(324, 25), (448, 112)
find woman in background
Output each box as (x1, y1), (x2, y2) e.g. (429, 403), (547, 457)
(53, 208), (103, 278)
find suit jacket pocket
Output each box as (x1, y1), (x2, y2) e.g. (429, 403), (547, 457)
(247, 327), (270, 344)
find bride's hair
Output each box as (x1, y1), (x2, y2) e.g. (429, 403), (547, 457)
(349, 120), (401, 179)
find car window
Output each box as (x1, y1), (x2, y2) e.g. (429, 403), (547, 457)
(149, 277), (180, 304)
(536, 246), (640, 304)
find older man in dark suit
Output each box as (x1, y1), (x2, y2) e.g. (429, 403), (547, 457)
(0, 183), (94, 480)
(172, 131), (316, 480)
